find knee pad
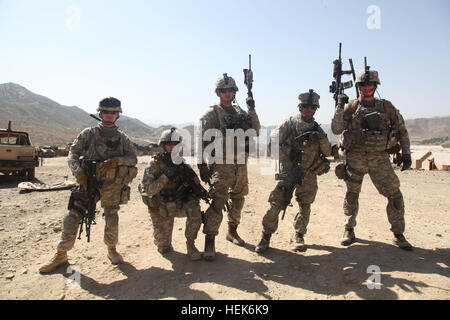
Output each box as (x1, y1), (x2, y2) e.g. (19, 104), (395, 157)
(211, 197), (226, 214)
(389, 191), (404, 211)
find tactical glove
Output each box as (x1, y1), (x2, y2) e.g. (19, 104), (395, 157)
(337, 94), (349, 106)
(246, 97), (255, 110)
(76, 171), (88, 190)
(399, 154), (412, 171)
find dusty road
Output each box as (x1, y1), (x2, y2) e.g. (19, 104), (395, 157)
(0, 156), (449, 300)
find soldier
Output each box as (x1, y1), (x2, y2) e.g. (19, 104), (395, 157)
(39, 97), (138, 273)
(198, 73), (260, 261)
(331, 68), (413, 250)
(255, 90), (332, 253)
(139, 128), (203, 261)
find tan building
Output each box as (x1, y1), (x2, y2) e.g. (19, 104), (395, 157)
(410, 145), (450, 171)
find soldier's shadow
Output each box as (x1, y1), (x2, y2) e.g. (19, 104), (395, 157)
(76, 251), (270, 300)
(249, 238), (450, 299)
(72, 240), (449, 300)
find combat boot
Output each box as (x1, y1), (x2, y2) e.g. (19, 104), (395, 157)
(393, 234), (413, 251)
(291, 232), (306, 252)
(186, 240), (202, 261)
(203, 235), (216, 261)
(255, 232), (271, 254)
(341, 228), (356, 246)
(226, 223), (245, 246)
(107, 246), (124, 265)
(39, 249), (68, 274)
(157, 245), (174, 255)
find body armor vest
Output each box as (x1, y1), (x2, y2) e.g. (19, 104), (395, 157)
(341, 99), (390, 152)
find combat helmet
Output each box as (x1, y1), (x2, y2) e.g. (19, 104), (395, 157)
(298, 89), (320, 108)
(215, 73), (239, 94)
(355, 69), (381, 86)
(97, 97), (123, 113)
(159, 127), (182, 145)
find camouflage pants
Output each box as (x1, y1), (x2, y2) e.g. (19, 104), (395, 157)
(148, 199), (202, 248)
(57, 184), (123, 251)
(343, 151), (405, 234)
(262, 172), (318, 235)
(203, 163), (249, 235)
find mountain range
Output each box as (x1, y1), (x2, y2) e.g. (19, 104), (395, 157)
(0, 83), (448, 147)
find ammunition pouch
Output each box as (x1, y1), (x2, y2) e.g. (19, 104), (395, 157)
(224, 113), (253, 131)
(99, 164), (137, 185)
(117, 166), (138, 185)
(362, 112), (382, 131)
(340, 129), (388, 152)
(361, 129), (388, 152)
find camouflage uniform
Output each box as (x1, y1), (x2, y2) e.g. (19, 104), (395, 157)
(256, 90), (331, 253)
(199, 73), (260, 260)
(39, 97), (138, 273)
(139, 154), (202, 257)
(331, 69), (412, 249)
(200, 84), (260, 226)
(59, 123), (138, 251)
(263, 115), (331, 233)
(200, 104), (260, 234)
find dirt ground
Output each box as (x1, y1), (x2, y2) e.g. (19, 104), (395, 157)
(0, 156), (449, 300)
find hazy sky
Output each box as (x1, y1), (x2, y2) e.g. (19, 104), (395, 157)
(1, 0), (449, 126)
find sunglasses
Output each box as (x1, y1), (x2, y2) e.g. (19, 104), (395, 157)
(101, 110), (119, 115)
(301, 105), (317, 110)
(359, 82), (376, 87)
(218, 88), (236, 93)
(163, 141), (180, 146)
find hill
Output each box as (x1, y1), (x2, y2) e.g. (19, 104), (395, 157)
(0, 83), (160, 146)
(1, 83), (448, 146)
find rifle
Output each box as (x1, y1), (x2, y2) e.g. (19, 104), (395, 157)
(243, 54), (253, 99)
(176, 162), (211, 206)
(77, 159), (102, 242)
(275, 168), (303, 220)
(329, 43), (355, 106)
(276, 123), (323, 220)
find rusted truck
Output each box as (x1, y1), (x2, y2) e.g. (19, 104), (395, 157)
(0, 121), (39, 180)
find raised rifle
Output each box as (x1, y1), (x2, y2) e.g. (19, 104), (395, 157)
(77, 159), (102, 242)
(243, 54), (253, 99)
(329, 43), (355, 106)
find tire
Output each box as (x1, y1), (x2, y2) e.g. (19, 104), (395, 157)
(27, 168), (35, 181)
